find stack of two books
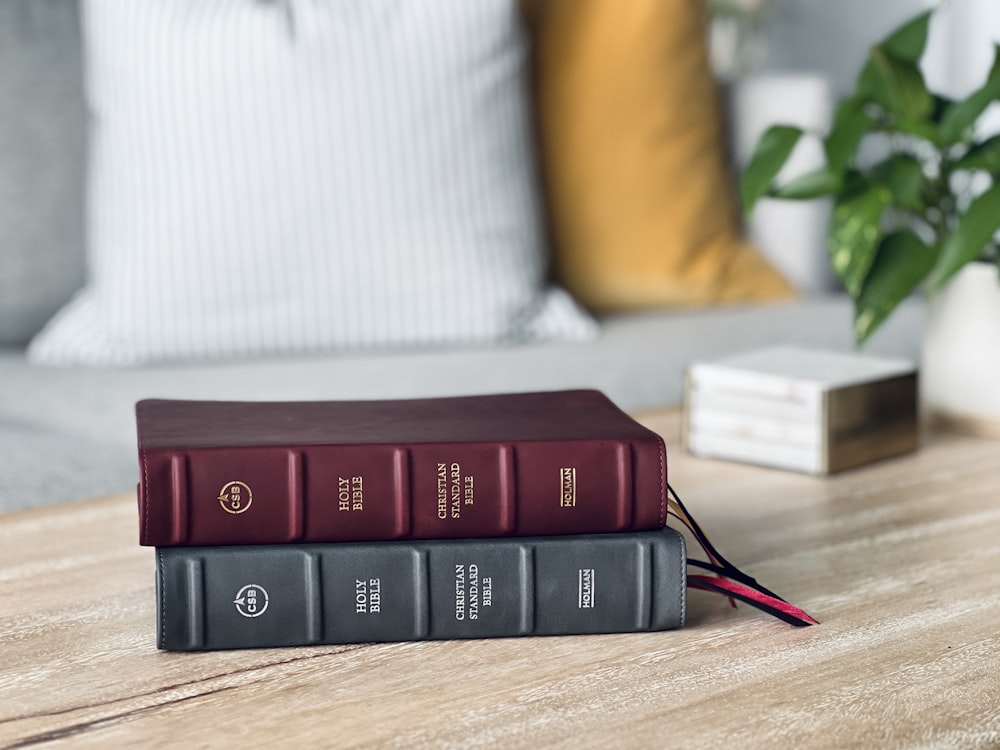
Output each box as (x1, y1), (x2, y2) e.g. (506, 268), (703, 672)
(137, 390), (688, 651)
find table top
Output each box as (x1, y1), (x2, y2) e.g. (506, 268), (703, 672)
(2, 410), (999, 749)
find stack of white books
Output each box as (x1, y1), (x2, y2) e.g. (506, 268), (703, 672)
(683, 347), (919, 475)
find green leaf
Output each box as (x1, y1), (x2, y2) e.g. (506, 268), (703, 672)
(892, 118), (946, 145)
(938, 44), (1000, 143)
(825, 97), (874, 174)
(930, 94), (955, 124)
(828, 182), (892, 297)
(854, 230), (938, 345)
(772, 169), (841, 200)
(839, 168), (869, 196)
(928, 183), (1000, 289)
(740, 125), (804, 215)
(871, 154), (926, 212)
(882, 10), (932, 63)
(954, 134), (1000, 174)
(858, 46), (934, 122)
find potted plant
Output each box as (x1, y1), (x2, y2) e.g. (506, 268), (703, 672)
(740, 9), (1000, 429)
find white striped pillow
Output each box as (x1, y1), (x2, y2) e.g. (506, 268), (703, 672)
(28, 0), (595, 365)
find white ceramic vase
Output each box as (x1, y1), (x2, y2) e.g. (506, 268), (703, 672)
(730, 72), (838, 293)
(921, 262), (1000, 431)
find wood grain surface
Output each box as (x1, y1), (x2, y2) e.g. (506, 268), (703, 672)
(2, 411), (999, 749)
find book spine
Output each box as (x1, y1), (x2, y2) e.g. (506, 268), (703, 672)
(138, 437), (666, 546)
(155, 528), (686, 651)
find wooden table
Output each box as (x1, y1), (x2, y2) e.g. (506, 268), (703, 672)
(2, 411), (999, 749)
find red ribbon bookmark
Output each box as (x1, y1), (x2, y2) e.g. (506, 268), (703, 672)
(668, 483), (819, 628)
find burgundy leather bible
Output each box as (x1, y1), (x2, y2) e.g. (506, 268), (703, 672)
(136, 390), (667, 546)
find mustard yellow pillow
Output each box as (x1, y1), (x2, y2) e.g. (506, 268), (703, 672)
(524, 0), (794, 310)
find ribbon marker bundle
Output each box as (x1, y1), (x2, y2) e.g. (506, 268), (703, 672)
(667, 484), (819, 627)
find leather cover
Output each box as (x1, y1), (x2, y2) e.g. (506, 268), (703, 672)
(136, 390), (668, 546)
(156, 527), (686, 650)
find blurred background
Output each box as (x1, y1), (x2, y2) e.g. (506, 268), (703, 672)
(712, 0), (1000, 291)
(3, 0), (999, 512)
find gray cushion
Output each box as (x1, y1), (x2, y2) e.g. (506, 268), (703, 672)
(0, 0), (87, 345)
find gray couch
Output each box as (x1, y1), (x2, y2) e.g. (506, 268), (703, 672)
(0, 298), (923, 512)
(0, 1), (924, 513)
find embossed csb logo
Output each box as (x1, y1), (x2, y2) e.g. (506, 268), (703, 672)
(218, 480), (252, 514)
(233, 584), (269, 618)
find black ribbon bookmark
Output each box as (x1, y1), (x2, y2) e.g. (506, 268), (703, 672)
(667, 483), (819, 627)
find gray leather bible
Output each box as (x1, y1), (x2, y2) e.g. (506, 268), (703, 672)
(156, 527), (686, 650)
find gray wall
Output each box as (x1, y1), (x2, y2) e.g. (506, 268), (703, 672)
(761, 0), (935, 96)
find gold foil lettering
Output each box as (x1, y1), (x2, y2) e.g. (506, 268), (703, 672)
(454, 564), (466, 620)
(560, 467), (576, 507)
(351, 475), (364, 511)
(437, 463), (448, 519)
(338, 477), (351, 512)
(468, 564), (479, 620)
(450, 463), (461, 519)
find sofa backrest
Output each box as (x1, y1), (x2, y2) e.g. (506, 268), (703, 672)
(0, 0), (87, 346)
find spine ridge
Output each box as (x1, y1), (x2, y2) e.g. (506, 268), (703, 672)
(414, 549), (429, 638)
(170, 453), (189, 545)
(184, 557), (204, 649)
(288, 450), (305, 542)
(304, 553), (322, 643)
(394, 448), (411, 538)
(498, 444), (516, 534)
(520, 544), (535, 635)
(635, 541), (652, 630)
(615, 441), (633, 530)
